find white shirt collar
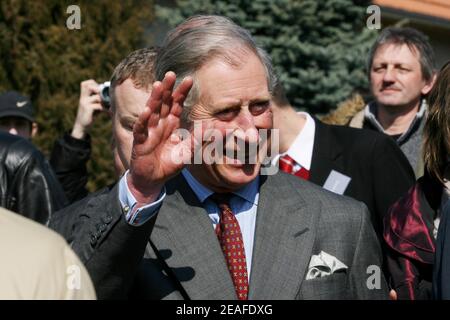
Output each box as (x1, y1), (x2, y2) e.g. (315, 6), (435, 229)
(273, 112), (315, 170)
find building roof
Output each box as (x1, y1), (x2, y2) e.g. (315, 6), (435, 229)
(373, 0), (450, 21)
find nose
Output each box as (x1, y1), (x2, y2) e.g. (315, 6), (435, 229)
(382, 66), (396, 83)
(234, 110), (259, 144)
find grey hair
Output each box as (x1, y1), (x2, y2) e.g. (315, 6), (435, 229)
(367, 27), (436, 82)
(154, 15), (277, 126)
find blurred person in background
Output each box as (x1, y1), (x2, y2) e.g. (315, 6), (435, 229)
(349, 27), (437, 178)
(0, 131), (66, 224)
(271, 82), (415, 245)
(0, 80), (107, 204)
(384, 61), (450, 300)
(109, 48), (158, 173)
(0, 205), (95, 299)
(0, 91), (38, 138)
(49, 80), (106, 203)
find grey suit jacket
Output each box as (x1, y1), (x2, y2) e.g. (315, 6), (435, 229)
(50, 171), (388, 300)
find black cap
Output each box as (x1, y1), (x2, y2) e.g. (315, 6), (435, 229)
(0, 91), (35, 122)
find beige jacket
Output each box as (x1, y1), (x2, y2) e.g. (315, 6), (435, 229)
(0, 207), (96, 299)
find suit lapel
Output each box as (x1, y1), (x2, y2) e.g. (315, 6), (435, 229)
(309, 119), (344, 187)
(249, 174), (320, 299)
(149, 174), (236, 300)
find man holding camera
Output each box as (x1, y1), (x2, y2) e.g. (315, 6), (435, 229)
(49, 79), (110, 203)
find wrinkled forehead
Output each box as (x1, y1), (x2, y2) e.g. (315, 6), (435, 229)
(196, 52), (269, 102)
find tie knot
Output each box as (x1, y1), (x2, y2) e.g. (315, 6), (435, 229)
(209, 192), (233, 207)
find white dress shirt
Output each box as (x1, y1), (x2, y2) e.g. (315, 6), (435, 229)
(272, 112), (316, 170)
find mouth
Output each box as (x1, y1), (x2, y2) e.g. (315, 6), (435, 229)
(380, 87), (401, 93)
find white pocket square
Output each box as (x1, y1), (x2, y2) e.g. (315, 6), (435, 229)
(305, 251), (348, 280)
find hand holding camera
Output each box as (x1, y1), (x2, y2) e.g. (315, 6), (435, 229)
(71, 79), (108, 140)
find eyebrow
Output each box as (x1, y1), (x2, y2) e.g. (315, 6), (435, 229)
(373, 62), (413, 67)
(213, 97), (271, 111)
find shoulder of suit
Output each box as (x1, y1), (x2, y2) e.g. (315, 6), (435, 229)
(272, 172), (366, 208)
(56, 184), (113, 214)
(323, 121), (394, 151)
(271, 172), (366, 222)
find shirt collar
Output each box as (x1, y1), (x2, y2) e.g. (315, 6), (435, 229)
(277, 112), (315, 170)
(181, 168), (259, 204)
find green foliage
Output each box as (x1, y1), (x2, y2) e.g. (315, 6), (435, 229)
(0, 0), (154, 191)
(156, 0), (376, 114)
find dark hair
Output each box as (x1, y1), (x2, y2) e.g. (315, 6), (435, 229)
(423, 61), (450, 184)
(368, 27), (436, 81)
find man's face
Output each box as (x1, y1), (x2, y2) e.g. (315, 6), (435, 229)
(112, 79), (151, 171)
(0, 116), (34, 139)
(370, 43), (434, 109)
(187, 52), (273, 192)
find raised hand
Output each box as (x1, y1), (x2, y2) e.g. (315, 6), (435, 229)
(71, 80), (104, 140)
(127, 72), (194, 205)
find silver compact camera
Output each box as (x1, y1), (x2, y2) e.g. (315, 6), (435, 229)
(99, 81), (111, 109)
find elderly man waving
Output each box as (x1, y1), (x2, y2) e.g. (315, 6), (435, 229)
(51, 15), (388, 300)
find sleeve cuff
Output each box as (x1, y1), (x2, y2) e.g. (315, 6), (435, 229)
(118, 171), (166, 226)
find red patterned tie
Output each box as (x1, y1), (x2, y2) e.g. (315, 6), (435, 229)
(279, 154), (310, 180)
(211, 193), (249, 300)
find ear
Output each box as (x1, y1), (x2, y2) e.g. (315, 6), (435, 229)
(421, 72), (437, 95)
(31, 122), (38, 138)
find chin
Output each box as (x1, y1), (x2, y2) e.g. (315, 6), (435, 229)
(376, 96), (405, 107)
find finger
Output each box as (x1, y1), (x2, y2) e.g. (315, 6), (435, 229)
(160, 72), (176, 118)
(163, 114), (180, 141)
(80, 79), (97, 90)
(86, 94), (101, 105)
(81, 80), (100, 95)
(147, 81), (164, 115)
(148, 109), (160, 128)
(171, 76), (193, 117)
(91, 103), (104, 111)
(161, 72), (176, 99)
(133, 107), (151, 144)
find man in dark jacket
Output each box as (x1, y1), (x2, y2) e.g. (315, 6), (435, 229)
(271, 83), (416, 241)
(49, 80), (107, 203)
(0, 85), (104, 204)
(0, 132), (67, 224)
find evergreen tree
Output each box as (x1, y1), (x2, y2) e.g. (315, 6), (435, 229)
(156, 0), (376, 114)
(0, 0), (154, 191)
